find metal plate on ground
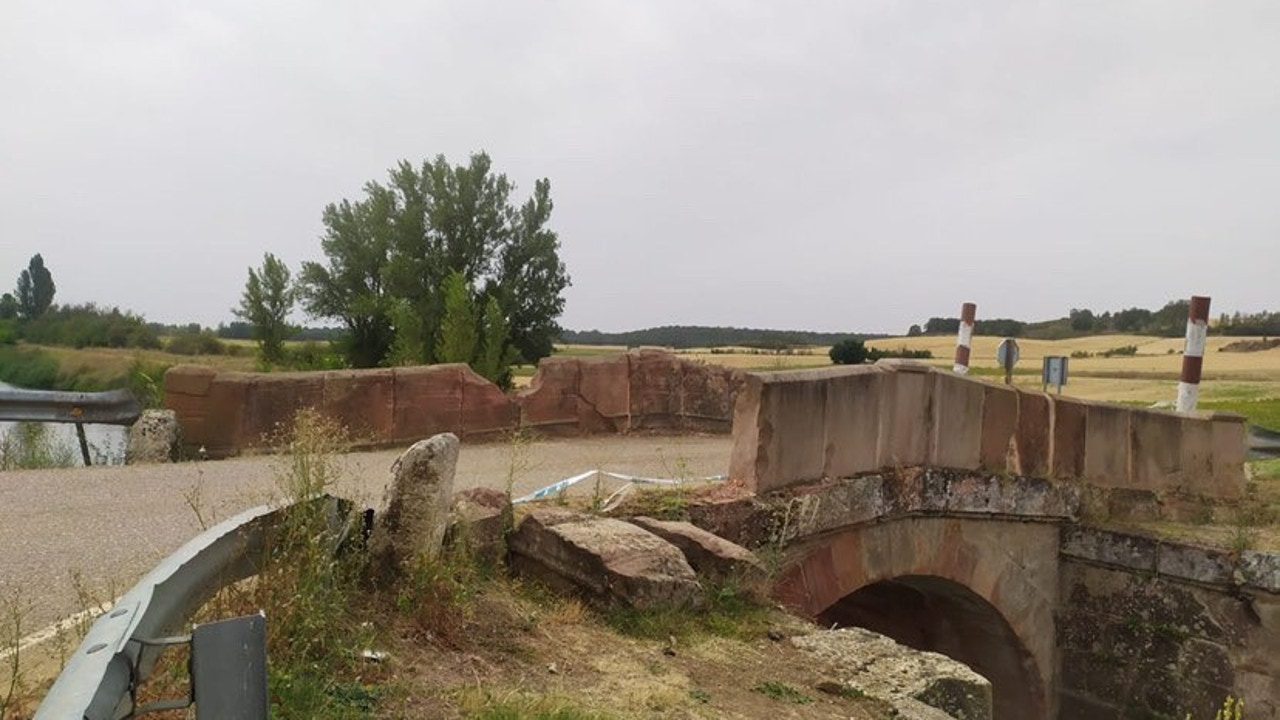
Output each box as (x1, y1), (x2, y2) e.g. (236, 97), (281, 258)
(191, 613), (268, 720)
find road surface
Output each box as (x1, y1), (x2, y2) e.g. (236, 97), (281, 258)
(1, 433), (731, 633)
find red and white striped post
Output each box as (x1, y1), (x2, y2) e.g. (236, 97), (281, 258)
(1176, 295), (1211, 413)
(953, 302), (976, 375)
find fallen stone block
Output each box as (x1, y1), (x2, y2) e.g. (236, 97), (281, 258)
(125, 409), (181, 464)
(792, 627), (993, 720)
(627, 516), (766, 587)
(370, 433), (459, 574)
(509, 507), (702, 609)
(446, 487), (513, 564)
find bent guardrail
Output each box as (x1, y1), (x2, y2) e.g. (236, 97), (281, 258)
(34, 496), (352, 720)
(1250, 424), (1280, 460)
(0, 388), (141, 465)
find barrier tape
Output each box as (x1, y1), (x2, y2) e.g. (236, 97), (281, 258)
(511, 470), (727, 506)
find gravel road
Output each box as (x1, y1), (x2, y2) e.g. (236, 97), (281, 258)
(1, 433), (731, 633)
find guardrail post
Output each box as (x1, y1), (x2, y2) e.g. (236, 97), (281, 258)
(75, 422), (92, 466)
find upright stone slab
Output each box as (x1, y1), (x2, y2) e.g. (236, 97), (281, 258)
(629, 349), (683, 429)
(1130, 410), (1185, 492)
(1209, 415), (1246, 500)
(392, 365), (464, 442)
(576, 355), (631, 432)
(458, 366), (518, 438)
(680, 362), (740, 432)
(241, 372), (325, 445)
(1051, 396), (1088, 479)
(876, 363), (935, 469)
(516, 357), (581, 433)
(979, 384), (1019, 474)
(322, 369), (395, 441)
(371, 433), (460, 573)
(730, 369), (831, 493)
(1014, 390), (1051, 478)
(1084, 404), (1131, 488)
(930, 372), (985, 471)
(822, 365), (885, 479)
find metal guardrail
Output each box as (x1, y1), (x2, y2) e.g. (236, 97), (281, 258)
(0, 388), (141, 465)
(34, 496), (351, 720)
(1249, 424), (1280, 460)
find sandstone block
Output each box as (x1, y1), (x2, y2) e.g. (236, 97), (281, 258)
(1051, 396), (1088, 479)
(930, 372), (985, 471)
(516, 357), (581, 432)
(241, 372), (324, 446)
(629, 349), (683, 429)
(371, 433), (459, 573)
(322, 369), (394, 441)
(628, 516), (765, 586)
(1013, 390), (1051, 478)
(876, 364), (934, 468)
(447, 487), (513, 564)
(163, 364), (217, 396)
(978, 384), (1018, 474)
(172, 372), (251, 458)
(458, 366), (517, 438)
(125, 409), (180, 464)
(793, 627), (993, 720)
(822, 365), (885, 479)
(1130, 409), (1185, 492)
(392, 365), (464, 441)
(577, 354), (631, 432)
(509, 508), (702, 609)
(1209, 416), (1246, 500)
(1178, 415), (1215, 496)
(680, 362), (739, 431)
(1084, 403), (1132, 488)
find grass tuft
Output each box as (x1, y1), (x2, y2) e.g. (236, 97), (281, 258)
(603, 582), (771, 642)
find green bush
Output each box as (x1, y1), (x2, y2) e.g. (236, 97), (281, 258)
(0, 346), (62, 389)
(16, 304), (160, 349)
(1100, 345), (1139, 358)
(829, 338), (869, 365)
(164, 331), (227, 356)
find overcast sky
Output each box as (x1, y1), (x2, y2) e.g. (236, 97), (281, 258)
(2, 2), (1277, 334)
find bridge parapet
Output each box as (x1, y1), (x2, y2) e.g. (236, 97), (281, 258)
(729, 361), (1246, 518)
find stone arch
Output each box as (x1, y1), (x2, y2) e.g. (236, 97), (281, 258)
(773, 516), (1060, 720)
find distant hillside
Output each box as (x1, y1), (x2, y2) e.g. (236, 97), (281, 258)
(559, 325), (885, 349)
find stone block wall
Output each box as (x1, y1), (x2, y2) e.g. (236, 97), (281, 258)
(1057, 535), (1280, 719)
(165, 350), (742, 457)
(728, 361), (1246, 506)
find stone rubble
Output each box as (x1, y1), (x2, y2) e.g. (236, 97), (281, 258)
(125, 409), (181, 464)
(508, 507), (703, 609)
(791, 627), (993, 720)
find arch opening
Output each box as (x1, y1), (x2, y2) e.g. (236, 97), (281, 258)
(818, 574), (1045, 720)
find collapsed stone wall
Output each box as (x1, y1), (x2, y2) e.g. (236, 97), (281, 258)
(729, 361), (1246, 516)
(164, 349), (741, 457)
(1058, 530), (1280, 719)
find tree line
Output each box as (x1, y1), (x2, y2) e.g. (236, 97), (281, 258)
(559, 325), (886, 349)
(909, 299), (1280, 339)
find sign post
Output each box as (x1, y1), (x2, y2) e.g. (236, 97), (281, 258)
(1043, 356), (1069, 395)
(996, 338), (1020, 386)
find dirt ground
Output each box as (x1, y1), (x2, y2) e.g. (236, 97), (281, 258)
(366, 583), (892, 720)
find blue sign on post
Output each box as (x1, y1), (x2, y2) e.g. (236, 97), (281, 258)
(1043, 356), (1069, 394)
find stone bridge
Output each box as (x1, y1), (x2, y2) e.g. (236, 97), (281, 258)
(682, 362), (1279, 720)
